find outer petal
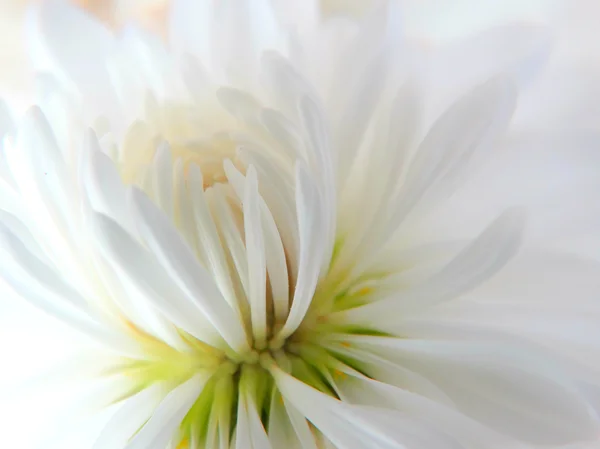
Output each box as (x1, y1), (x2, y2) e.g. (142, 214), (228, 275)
(29, 1), (120, 122)
(420, 23), (552, 125)
(336, 336), (598, 444)
(398, 250), (600, 380)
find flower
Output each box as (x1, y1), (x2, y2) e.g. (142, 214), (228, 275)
(1, 0), (600, 448)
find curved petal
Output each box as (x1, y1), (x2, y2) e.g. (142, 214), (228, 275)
(124, 374), (209, 449)
(340, 336), (598, 445)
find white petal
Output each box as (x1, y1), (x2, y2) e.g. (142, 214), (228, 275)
(343, 209), (525, 326)
(237, 146), (298, 277)
(423, 24), (552, 122)
(257, 198), (290, 324)
(234, 393), (252, 449)
(260, 51), (315, 120)
(346, 407), (462, 449)
(344, 336), (599, 445)
(217, 87), (262, 126)
(188, 165), (240, 312)
(283, 398), (319, 449)
(0, 170), (28, 224)
(421, 129), (600, 245)
(33, 0), (119, 119)
(337, 374), (516, 449)
(260, 108), (307, 162)
(124, 374), (209, 449)
(130, 187), (249, 353)
(326, 2), (402, 118)
(242, 166), (268, 346)
(212, 0), (284, 86)
(235, 155), (291, 321)
(93, 385), (163, 449)
(0, 209), (49, 265)
(223, 159), (291, 320)
(118, 25), (182, 101)
(390, 77), (517, 238)
(271, 365), (453, 449)
(400, 250), (600, 376)
(268, 392), (302, 449)
(333, 346), (454, 406)
(98, 259), (189, 352)
(106, 43), (145, 125)
(84, 131), (136, 236)
(0, 99), (15, 138)
(334, 51), (387, 188)
(13, 107), (73, 227)
(151, 142), (174, 217)
(180, 54), (213, 104)
(375, 78), (422, 205)
(277, 163), (324, 341)
(92, 212), (221, 347)
(173, 158), (200, 252)
(298, 96), (336, 272)
(168, 0), (213, 66)
(246, 395), (272, 449)
(8, 108), (92, 293)
(210, 184), (251, 299)
(336, 79), (422, 267)
(271, 366), (390, 449)
(269, 0), (320, 37)
(0, 222), (124, 350)
(34, 73), (80, 164)
(0, 220), (86, 317)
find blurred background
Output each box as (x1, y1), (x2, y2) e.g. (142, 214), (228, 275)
(0, 0), (167, 111)
(0, 0), (598, 114)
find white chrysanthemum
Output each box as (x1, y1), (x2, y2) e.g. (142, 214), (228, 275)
(1, 1), (600, 448)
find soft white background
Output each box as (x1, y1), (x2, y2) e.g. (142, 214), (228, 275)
(0, 0), (598, 112)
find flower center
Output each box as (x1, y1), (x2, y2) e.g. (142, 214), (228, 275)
(113, 262), (383, 446)
(170, 134), (246, 188)
(101, 103), (385, 447)
(117, 313), (346, 446)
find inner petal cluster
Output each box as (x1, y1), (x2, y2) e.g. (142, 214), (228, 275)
(93, 103), (385, 447)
